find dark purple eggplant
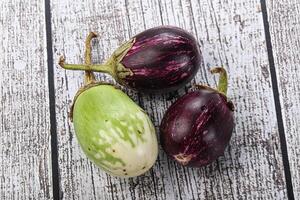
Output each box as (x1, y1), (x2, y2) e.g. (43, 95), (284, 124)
(160, 67), (234, 167)
(59, 26), (202, 92)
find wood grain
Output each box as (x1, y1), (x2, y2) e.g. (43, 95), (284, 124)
(0, 1), (52, 199)
(266, 0), (300, 198)
(50, 0), (288, 199)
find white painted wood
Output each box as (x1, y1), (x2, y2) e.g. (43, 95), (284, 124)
(0, 1), (52, 199)
(51, 0), (288, 199)
(267, 0), (300, 198)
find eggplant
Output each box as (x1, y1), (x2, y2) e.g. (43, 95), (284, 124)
(160, 67), (234, 167)
(59, 26), (202, 92)
(73, 84), (158, 177)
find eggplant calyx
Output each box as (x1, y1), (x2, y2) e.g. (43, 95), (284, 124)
(193, 67), (234, 111)
(111, 38), (136, 63)
(69, 82), (119, 121)
(95, 38), (135, 81)
(193, 84), (219, 93)
(193, 84), (235, 111)
(106, 38), (135, 81)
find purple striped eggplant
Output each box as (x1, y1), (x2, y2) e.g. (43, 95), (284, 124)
(59, 26), (202, 92)
(160, 67), (234, 167)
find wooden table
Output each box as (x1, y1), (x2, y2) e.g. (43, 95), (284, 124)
(1, 0), (299, 199)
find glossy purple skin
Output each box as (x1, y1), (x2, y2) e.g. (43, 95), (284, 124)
(160, 89), (234, 167)
(121, 26), (202, 92)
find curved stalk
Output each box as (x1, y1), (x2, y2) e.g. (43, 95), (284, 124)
(210, 67), (228, 96)
(84, 32), (97, 84)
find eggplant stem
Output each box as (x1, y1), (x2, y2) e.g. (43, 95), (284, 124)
(84, 32), (97, 84)
(59, 59), (115, 77)
(210, 67), (228, 96)
(58, 35), (135, 82)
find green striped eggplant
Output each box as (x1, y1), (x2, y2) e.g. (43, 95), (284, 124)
(73, 84), (158, 177)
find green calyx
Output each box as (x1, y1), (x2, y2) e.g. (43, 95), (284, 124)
(58, 36), (135, 83)
(69, 82), (117, 121)
(198, 67), (234, 111)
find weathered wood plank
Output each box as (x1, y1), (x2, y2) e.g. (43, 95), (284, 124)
(51, 0), (287, 199)
(0, 1), (52, 199)
(266, 0), (300, 198)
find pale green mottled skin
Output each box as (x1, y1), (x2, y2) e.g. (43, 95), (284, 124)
(73, 85), (158, 177)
